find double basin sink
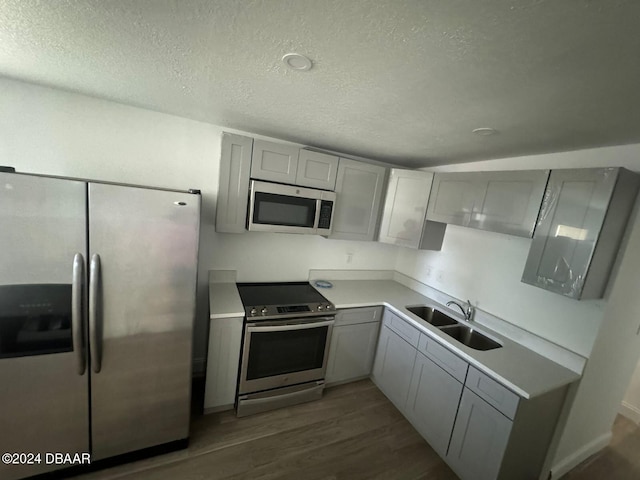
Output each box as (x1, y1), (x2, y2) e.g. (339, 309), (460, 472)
(406, 305), (501, 351)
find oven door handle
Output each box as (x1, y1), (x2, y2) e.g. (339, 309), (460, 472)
(247, 319), (334, 332)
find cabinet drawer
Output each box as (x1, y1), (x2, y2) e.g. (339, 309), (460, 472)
(383, 309), (419, 348)
(418, 334), (468, 383)
(466, 367), (519, 419)
(335, 307), (382, 327)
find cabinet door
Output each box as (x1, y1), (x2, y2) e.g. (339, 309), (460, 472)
(426, 172), (478, 226)
(216, 133), (253, 233)
(204, 317), (244, 411)
(330, 159), (387, 241)
(427, 170), (549, 238)
(372, 325), (417, 409)
(406, 352), (463, 458)
(470, 170), (549, 237)
(378, 169), (434, 248)
(325, 321), (381, 385)
(251, 139), (299, 184)
(522, 168), (623, 299)
(296, 150), (339, 190)
(447, 389), (512, 480)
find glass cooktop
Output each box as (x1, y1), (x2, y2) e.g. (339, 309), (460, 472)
(236, 282), (334, 319)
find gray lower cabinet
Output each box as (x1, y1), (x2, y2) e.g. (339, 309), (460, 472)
(405, 351), (464, 458)
(371, 310), (569, 480)
(204, 317), (244, 412)
(330, 158), (387, 241)
(372, 318), (417, 409)
(447, 388), (513, 480)
(447, 366), (566, 480)
(522, 167), (639, 299)
(325, 307), (382, 385)
(215, 133), (253, 233)
(426, 170), (549, 237)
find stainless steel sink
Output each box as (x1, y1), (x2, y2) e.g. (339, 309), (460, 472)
(406, 305), (459, 327)
(439, 324), (502, 351)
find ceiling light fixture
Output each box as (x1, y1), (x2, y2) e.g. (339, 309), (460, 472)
(472, 127), (498, 136)
(282, 53), (313, 71)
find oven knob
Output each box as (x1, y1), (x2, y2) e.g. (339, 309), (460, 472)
(261, 307), (268, 315)
(317, 304), (324, 310)
(325, 304), (333, 310)
(250, 308), (257, 316)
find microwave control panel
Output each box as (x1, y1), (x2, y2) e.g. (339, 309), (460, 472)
(318, 200), (333, 229)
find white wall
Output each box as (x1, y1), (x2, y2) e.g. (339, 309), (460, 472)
(395, 227), (604, 356)
(550, 197), (640, 477)
(0, 77), (399, 372)
(621, 360), (640, 424)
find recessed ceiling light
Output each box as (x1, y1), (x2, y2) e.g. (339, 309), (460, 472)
(282, 53), (313, 71)
(472, 127), (498, 136)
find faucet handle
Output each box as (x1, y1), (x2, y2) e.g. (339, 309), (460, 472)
(465, 300), (474, 320)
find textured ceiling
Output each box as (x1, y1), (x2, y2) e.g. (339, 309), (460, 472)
(1, 0), (639, 167)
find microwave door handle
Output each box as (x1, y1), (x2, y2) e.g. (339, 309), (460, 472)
(313, 199), (322, 231)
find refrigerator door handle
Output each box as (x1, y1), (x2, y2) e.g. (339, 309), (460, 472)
(89, 253), (102, 373)
(72, 253), (86, 375)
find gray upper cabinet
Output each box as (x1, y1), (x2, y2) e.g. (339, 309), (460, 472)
(250, 139), (299, 184)
(215, 133), (253, 233)
(522, 167), (639, 299)
(296, 150), (339, 190)
(330, 158), (387, 241)
(427, 170), (550, 237)
(379, 169), (446, 250)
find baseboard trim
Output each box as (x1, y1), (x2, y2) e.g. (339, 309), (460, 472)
(619, 401), (640, 424)
(549, 432), (611, 479)
(203, 404), (234, 415)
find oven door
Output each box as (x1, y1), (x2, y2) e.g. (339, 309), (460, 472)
(239, 317), (334, 395)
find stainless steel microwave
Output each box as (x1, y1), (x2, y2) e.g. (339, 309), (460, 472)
(248, 180), (336, 235)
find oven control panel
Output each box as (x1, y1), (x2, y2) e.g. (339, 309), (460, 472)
(246, 303), (334, 319)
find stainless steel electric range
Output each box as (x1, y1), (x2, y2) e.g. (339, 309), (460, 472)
(235, 282), (335, 417)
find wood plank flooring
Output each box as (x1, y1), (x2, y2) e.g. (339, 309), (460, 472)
(74, 379), (640, 480)
(564, 414), (640, 479)
(76, 380), (457, 480)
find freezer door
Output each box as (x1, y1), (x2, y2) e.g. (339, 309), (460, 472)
(88, 183), (199, 460)
(0, 173), (89, 480)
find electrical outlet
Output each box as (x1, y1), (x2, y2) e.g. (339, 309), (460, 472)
(346, 252), (353, 264)
(425, 265), (433, 278)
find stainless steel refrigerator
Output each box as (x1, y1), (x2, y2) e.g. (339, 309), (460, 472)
(0, 171), (200, 480)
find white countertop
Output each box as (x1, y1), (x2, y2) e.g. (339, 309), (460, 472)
(208, 278), (581, 399)
(312, 280), (581, 400)
(208, 282), (244, 319)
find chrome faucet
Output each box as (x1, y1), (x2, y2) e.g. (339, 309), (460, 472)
(446, 299), (474, 321)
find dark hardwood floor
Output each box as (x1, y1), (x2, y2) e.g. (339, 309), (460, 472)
(75, 379), (640, 480)
(564, 414), (640, 479)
